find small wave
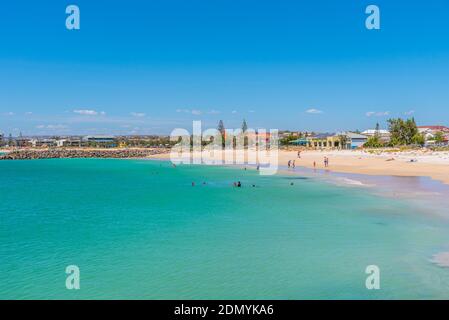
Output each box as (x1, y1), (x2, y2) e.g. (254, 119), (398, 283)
(430, 252), (449, 268)
(335, 177), (372, 187)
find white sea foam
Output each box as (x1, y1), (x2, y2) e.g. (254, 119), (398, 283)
(430, 252), (449, 268)
(333, 177), (373, 187)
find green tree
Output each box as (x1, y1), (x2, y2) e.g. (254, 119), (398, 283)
(364, 135), (384, 148)
(242, 119), (248, 133)
(217, 120), (225, 148)
(280, 133), (298, 146)
(217, 120), (225, 135)
(412, 133), (425, 146)
(434, 131), (445, 144)
(387, 117), (418, 146)
(338, 134), (348, 149)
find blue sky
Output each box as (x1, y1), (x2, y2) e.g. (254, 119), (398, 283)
(0, 0), (448, 136)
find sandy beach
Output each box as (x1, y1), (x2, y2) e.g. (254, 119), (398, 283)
(3, 146), (449, 185)
(148, 148), (449, 185)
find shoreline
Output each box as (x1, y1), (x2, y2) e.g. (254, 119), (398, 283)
(148, 149), (449, 186)
(2, 147), (449, 186)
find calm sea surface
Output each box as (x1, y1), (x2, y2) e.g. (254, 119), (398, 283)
(1, 158), (449, 299)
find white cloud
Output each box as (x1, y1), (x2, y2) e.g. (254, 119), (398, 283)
(404, 110), (415, 116)
(36, 124), (68, 130)
(2, 112), (14, 116)
(73, 109), (105, 116)
(130, 112), (146, 117)
(249, 110), (255, 113)
(306, 108), (323, 114)
(231, 110), (237, 114)
(366, 111), (390, 117)
(176, 108), (202, 115)
(207, 110), (220, 115)
(25, 112), (33, 115)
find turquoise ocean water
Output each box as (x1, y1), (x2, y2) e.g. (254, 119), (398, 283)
(1, 158), (449, 299)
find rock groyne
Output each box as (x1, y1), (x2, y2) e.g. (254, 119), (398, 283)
(0, 148), (169, 160)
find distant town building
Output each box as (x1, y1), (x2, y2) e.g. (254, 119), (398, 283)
(418, 126), (449, 146)
(30, 138), (57, 148)
(15, 137), (32, 148)
(362, 129), (391, 143)
(306, 133), (341, 149)
(82, 135), (116, 147)
(305, 132), (368, 150)
(418, 125), (449, 133)
(62, 137), (84, 147)
(342, 132), (369, 149)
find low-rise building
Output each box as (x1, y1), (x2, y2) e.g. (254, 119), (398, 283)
(30, 138), (57, 148)
(82, 135), (117, 147)
(307, 133), (341, 149)
(362, 129), (391, 143)
(343, 132), (369, 149)
(62, 137), (84, 147)
(418, 125), (449, 133)
(418, 126), (449, 146)
(15, 137), (32, 148)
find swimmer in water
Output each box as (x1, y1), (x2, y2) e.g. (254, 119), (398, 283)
(237, 181), (242, 188)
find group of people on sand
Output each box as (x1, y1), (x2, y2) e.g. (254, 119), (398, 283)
(311, 157), (329, 169)
(288, 160), (296, 168)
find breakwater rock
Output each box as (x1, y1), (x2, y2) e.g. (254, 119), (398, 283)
(0, 148), (169, 160)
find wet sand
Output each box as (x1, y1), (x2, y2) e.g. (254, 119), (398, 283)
(149, 149), (449, 185)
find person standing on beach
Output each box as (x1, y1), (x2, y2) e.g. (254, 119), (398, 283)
(292, 160), (296, 168)
(297, 151), (301, 158)
(288, 160), (291, 168)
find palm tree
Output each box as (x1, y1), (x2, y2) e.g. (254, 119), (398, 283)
(338, 134), (348, 149)
(242, 119), (248, 133)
